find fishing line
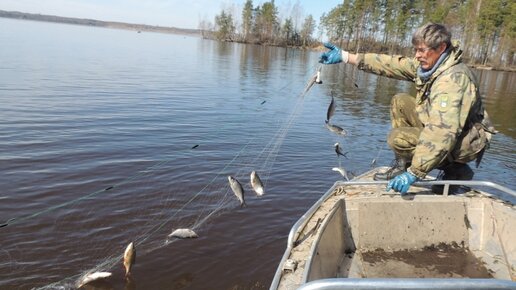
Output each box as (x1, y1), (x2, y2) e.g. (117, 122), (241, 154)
(0, 149), (196, 228)
(371, 141), (387, 167)
(135, 137), (258, 247)
(254, 74), (312, 188)
(49, 63), (314, 288)
(16, 56), (322, 290)
(91, 62), (316, 279)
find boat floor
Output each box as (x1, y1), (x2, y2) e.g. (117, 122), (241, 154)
(342, 246), (493, 279)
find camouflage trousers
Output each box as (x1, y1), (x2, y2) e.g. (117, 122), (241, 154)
(386, 93), (423, 160)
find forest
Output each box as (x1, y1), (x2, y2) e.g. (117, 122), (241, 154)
(200, 0), (515, 70)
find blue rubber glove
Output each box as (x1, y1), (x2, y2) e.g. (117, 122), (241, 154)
(387, 171), (418, 195)
(319, 43), (345, 64)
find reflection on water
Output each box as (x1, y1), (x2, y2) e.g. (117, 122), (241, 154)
(475, 70), (516, 138)
(0, 18), (514, 290)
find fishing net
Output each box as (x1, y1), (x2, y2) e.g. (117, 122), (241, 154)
(1, 63), (319, 290)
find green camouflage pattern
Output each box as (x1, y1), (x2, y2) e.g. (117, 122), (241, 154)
(390, 93), (423, 129)
(356, 42), (494, 178)
(387, 93), (422, 159)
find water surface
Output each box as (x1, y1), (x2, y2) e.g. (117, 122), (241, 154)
(0, 18), (514, 289)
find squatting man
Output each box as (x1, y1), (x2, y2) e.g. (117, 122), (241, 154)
(319, 22), (495, 194)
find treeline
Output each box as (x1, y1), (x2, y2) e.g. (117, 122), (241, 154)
(202, 0), (515, 69)
(199, 0), (317, 47)
(321, 0), (514, 68)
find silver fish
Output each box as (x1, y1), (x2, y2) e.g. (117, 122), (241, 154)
(325, 121), (347, 136)
(334, 142), (348, 158)
(77, 272), (112, 288)
(326, 96), (336, 122)
(168, 228), (199, 239)
(250, 171), (265, 196)
(332, 167), (350, 181)
(303, 67), (322, 94)
(228, 175), (246, 207)
(370, 158), (377, 167)
(315, 69), (323, 84)
(123, 242), (136, 277)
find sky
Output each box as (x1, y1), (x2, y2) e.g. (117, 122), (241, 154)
(0, 0), (343, 30)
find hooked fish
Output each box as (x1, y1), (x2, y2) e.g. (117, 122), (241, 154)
(228, 175), (246, 207)
(303, 66), (323, 94)
(250, 171), (265, 196)
(123, 242), (135, 277)
(332, 167), (350, 181)
(168, 228), (199, 239)
(315, 69), (323, 84)
(326, 96), (336, 122)
(77, 271), (112, 288)
(325, 121), (347, 136)
(334, 143), (348, 158)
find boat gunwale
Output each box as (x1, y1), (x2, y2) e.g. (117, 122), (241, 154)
(296, 278), (516, 290)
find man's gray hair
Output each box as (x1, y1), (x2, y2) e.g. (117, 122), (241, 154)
(412, 23), (452, 49)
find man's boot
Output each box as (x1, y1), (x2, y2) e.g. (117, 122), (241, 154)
(432, 162), (474, 194)
(373, 155), (410, 180)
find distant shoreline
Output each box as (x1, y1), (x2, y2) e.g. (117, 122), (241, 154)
(2, 10), (514, 73)
(0, 10), (200, 36)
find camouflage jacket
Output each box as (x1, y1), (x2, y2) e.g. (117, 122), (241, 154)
(356, 42), (493, 178)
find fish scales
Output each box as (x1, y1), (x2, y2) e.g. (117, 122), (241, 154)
(326, 96), (336, 122)
(168, 228), (198, 239)
(250, 171), (265, 196)
(123, 242), (135, 277)
(325, 121), (347, 136)
(77, 272), (112, 288)
(228, 176), (246, 207)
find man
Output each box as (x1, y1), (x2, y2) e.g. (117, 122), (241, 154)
(320, 23), (495, 195)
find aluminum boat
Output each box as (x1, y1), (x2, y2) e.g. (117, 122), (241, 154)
(270, 167), (516, 290)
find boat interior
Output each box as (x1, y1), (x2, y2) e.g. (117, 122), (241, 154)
(272, 168), (516, 290)
(308, 193), (515, 282)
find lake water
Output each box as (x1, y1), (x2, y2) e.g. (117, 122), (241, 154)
(0, 18), (514, 290)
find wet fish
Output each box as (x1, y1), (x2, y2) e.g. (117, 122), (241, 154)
(370, 158), (377, 167)
(326, 96), (336, 122)
(332, 167), (350, 181)
(260, 100), (266, 105)
(77, 272), (112, 288)
(168, 228), (199, 239)
(123, 242), (135, 277)
(303, 67), (322, 94)
(325, 121), (347, 136)
(315, 69), (323, 84)
(191, 144), (199, 149)
(334, 142), (348, 158)
(250, 171), (265, 196)
(228, 175), (246, 207)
